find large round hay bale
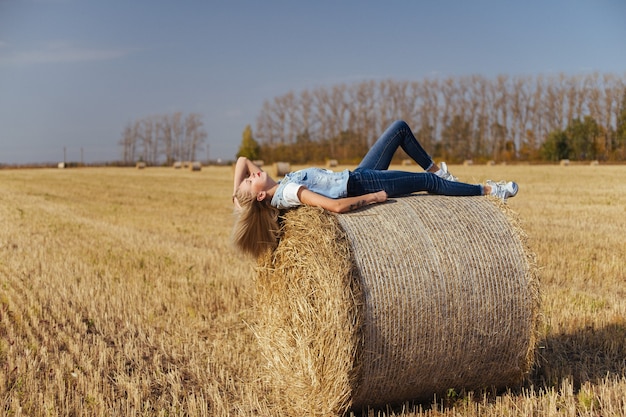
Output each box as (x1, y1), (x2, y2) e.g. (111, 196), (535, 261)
(273, 161), (291, 177)
(255, 195), (540, 416)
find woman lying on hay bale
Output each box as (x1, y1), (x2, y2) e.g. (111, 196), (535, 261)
(232, 120), (518, 257)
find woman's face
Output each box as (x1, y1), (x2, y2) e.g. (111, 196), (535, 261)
(238, 171), (271, 198)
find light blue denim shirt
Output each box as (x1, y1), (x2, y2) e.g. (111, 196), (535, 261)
(271, 168), (350, 209)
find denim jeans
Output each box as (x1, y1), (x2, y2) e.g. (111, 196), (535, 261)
(347, 120), (483, 197)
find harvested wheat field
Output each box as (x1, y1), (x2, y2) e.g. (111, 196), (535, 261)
(1, 164), (626, 416)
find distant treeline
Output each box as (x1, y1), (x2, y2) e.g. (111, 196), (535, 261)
(119, 112), (207, 165)
(252, 73), (626, 163)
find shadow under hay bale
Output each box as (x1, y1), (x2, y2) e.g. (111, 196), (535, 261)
(255, 195), (540, 416)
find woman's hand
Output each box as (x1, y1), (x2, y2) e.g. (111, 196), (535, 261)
(372, 190), (388, 204)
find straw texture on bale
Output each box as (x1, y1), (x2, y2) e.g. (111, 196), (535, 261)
(255, 195), (540, 416)
(255, 208), (362, 416)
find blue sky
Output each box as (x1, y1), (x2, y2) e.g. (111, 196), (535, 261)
(1, 0), (625, 164)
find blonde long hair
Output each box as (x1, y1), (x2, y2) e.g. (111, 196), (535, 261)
(232, 189), (280, 258)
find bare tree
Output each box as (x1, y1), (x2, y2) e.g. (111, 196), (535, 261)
(118, 112), (208, 165)
(118, 122), (136, 164)
(171, 112), (184, 162)
(158, 115), (174, 164)
(184, 113), (207, 161)
(252, 72), (626, 163)
(140, 117), (159, 165)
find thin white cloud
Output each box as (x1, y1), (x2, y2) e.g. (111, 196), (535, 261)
(0, 40), (136, 67)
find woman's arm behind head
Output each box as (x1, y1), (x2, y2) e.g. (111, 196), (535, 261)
(233, 157), (263, 194)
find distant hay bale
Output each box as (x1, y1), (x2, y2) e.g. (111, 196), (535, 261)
(136, 162), (146, 169)
(190, 161), (202, 171)
(255, 196), (540, 416)
(252, 160), (265, 167)
(173, 161), (182, 169)
(401, 159), (412, 166)
(560, 159), (570, 166)
(58, 162), (66, 169)
(486, 160), (496, 166)
(590, 160), (599, 166)
(273, 162), (291, 177)
(463, 159), (474, 166)
(326, 159), (338, 168)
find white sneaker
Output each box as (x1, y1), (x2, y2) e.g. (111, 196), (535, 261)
(436, 162), (458, 182)
(487, 180), (518, 201)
